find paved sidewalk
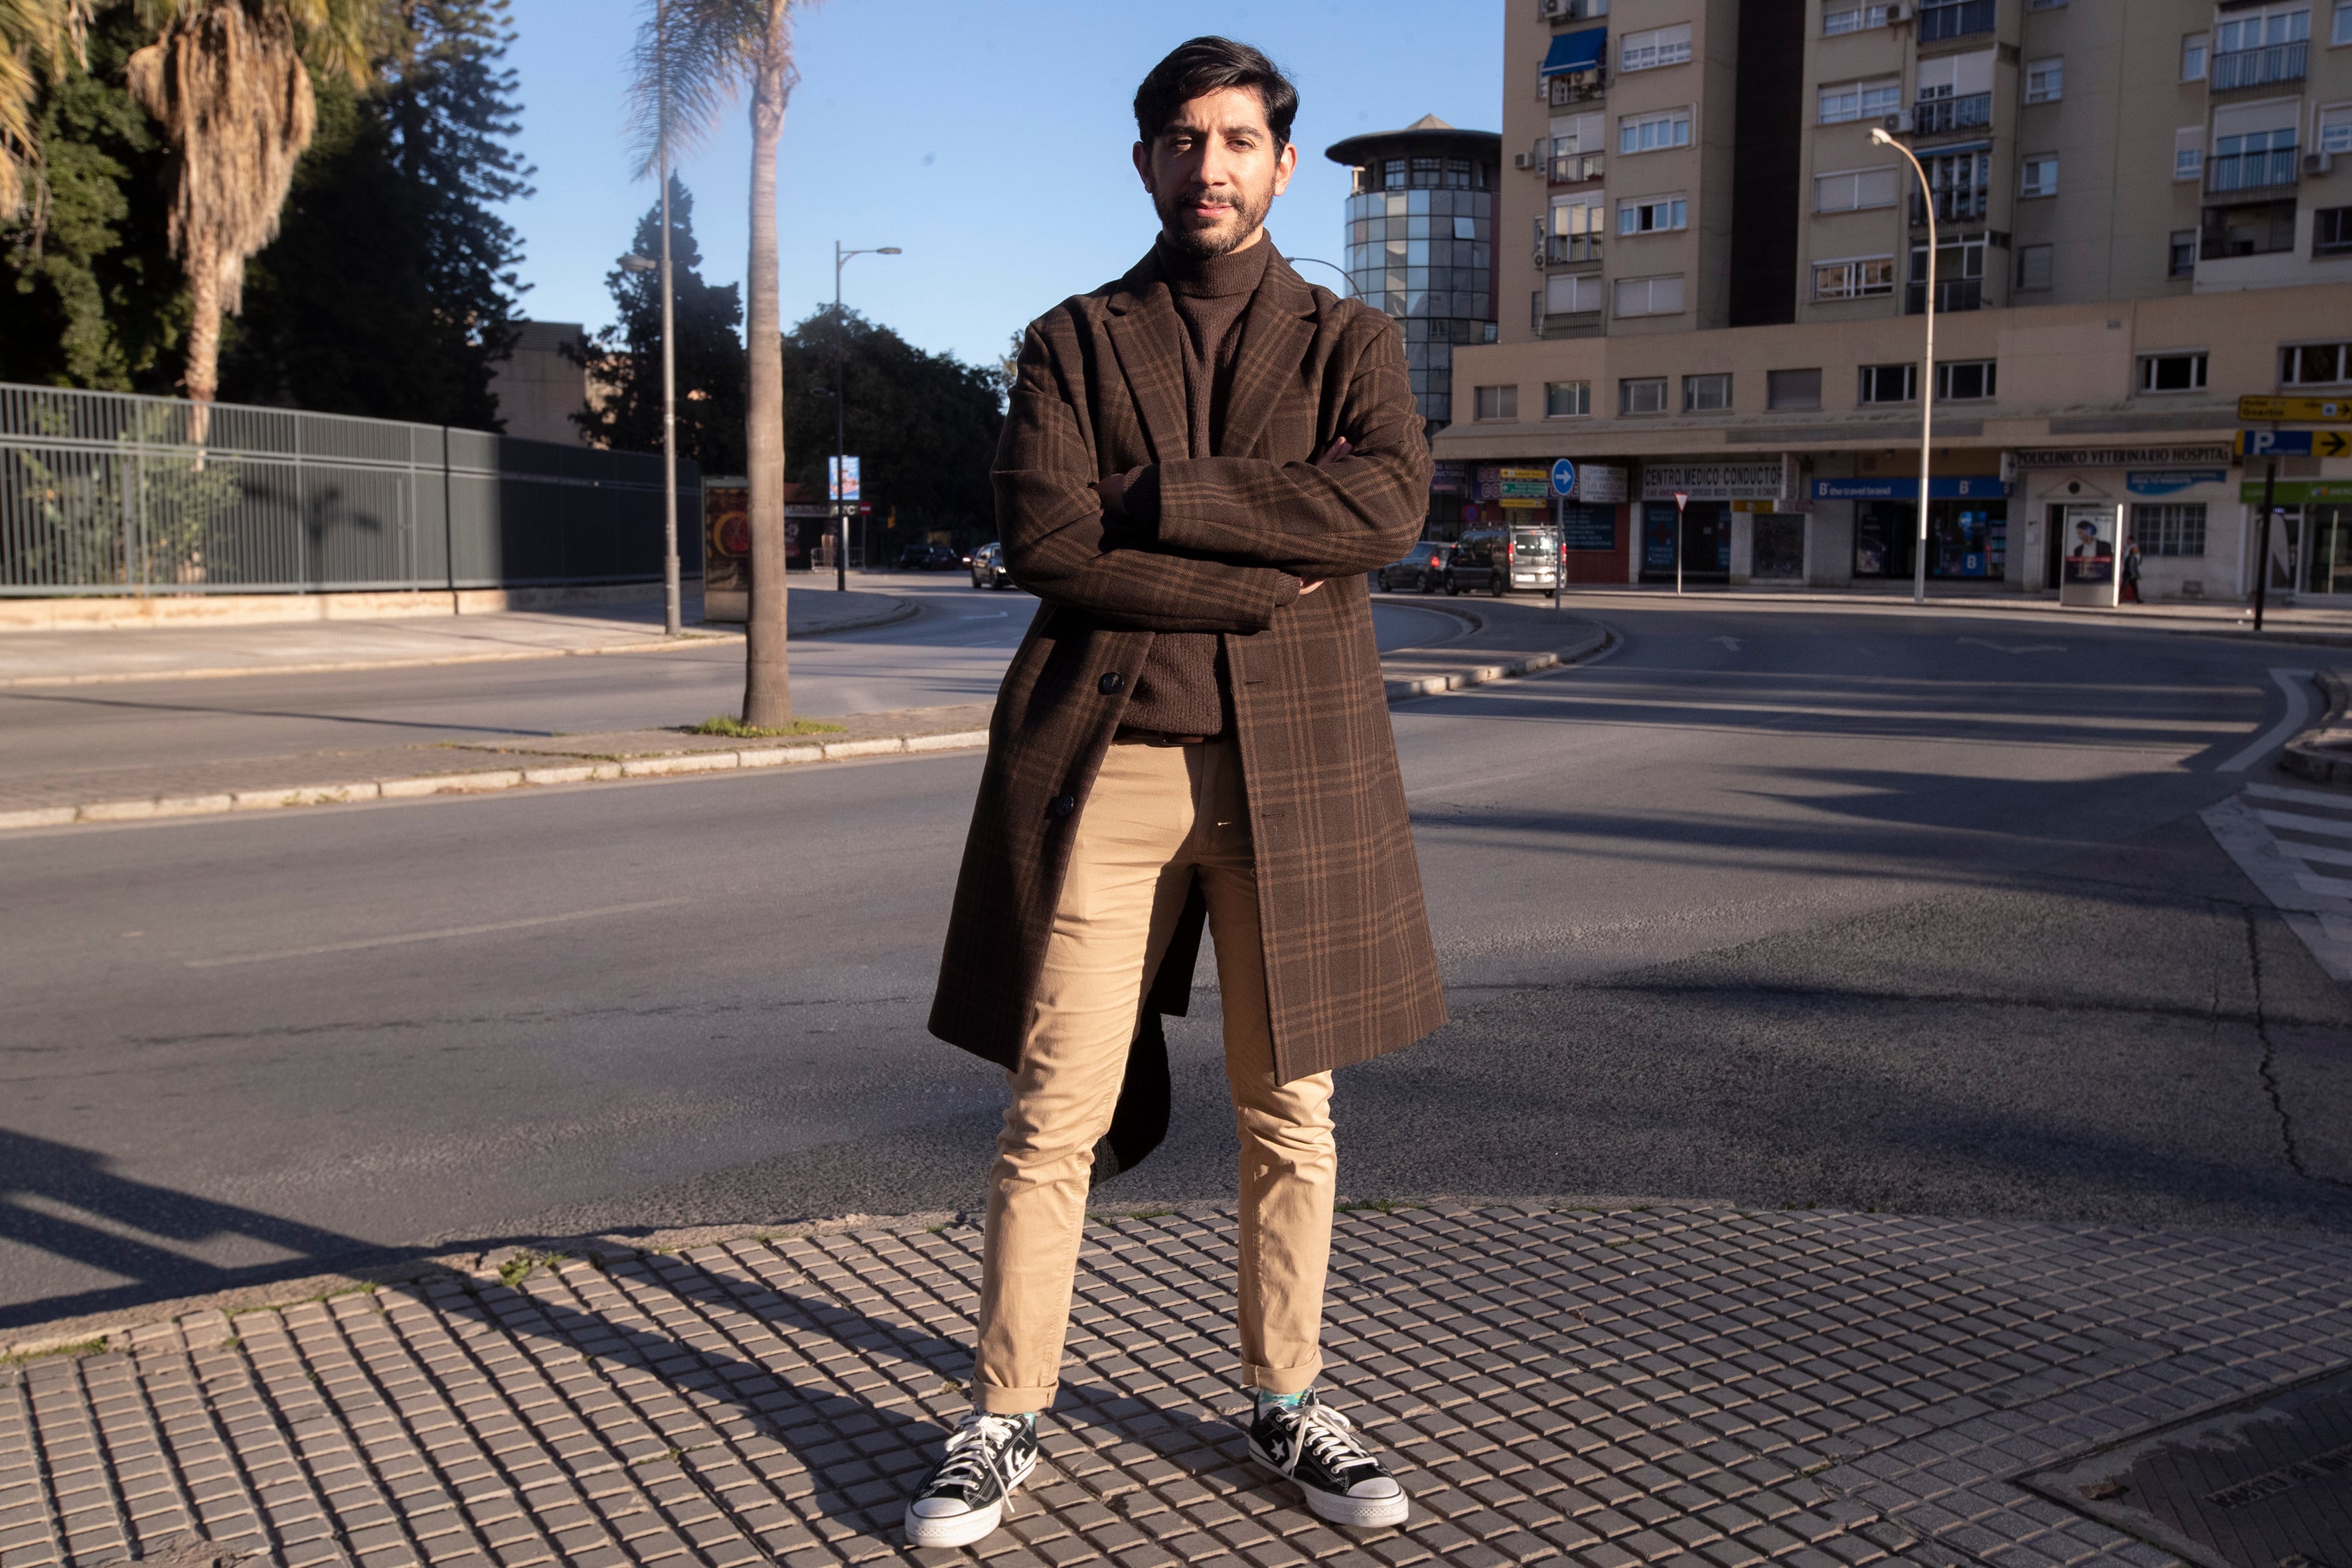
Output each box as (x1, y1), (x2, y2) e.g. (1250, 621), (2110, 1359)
(0, 588), (911, 689)
(1547, 585), (2352, 637)
(4, 1202), (2348, 1568)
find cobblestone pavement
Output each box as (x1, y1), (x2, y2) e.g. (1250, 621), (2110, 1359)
(5, 1203), (2349, 1568)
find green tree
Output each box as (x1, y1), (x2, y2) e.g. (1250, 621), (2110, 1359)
(782, 303), (1002, 546)
(570, 174), (745, 473)
(221, 0), (532, 426)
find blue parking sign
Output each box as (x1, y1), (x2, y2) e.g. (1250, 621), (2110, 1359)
(1550, 458), (1577, 498)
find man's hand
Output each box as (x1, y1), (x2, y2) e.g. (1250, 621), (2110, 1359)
(1299, 580), (1322, 595)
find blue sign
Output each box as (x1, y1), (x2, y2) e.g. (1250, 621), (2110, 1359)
(1550, 458), (1577, 498)
(2126, 469), (2227, 496)
(1810, 476), (2012, 501)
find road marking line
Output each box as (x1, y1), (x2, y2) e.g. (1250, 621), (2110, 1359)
(2244, 781), (2352, 813)
(2254, 808), (2352, 841)
(185, 897), (690, 969)
(1957, 637), (2067, 654)
(2217, 668), (2314, 773)
(2273, 839), (2352, 869)
(2296, 871), (2352, 897)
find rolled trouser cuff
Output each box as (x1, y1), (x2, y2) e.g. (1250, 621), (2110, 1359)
(973, 1380), (1058, 1415)
(1245, 1354), (1322, 1397)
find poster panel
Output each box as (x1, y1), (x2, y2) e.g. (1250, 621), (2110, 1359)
(2057, 503), (2120, 608)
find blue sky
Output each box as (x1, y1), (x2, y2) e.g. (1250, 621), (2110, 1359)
(503, 1), (1505, 369)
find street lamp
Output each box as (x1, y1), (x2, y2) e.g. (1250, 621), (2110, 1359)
(635, 0), (683, 634)
(831, 242), (903, 591)
(1872, 124), (1936, 606)
(1288, 256), (1354, 296)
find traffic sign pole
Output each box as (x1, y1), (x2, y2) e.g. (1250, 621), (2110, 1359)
(2255, 456), (2278, 634)
(1674, 491), (1689, 596)
(1549, 458), (1577, 612)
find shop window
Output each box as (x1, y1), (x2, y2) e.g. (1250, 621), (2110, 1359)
(1768, 369), (1823, 410)
(1614, 274), (1686, 317)
(2017, 244), (2054, 290)
(1620, 377), (1668, 415)
(1937, 360), (1998, 400)
(2317, 207), (2352, 257)
(1859, 363), (1917, 404)
(2025, 58), (2064, 104)
(1472, 384), (1518, 420)
(2169, 230), (2197, 277)
(2137, 352), (2208, 392)
(2132, 503), (2207, 558)
(1684, 373), (1732, 412)
(2282, 343), (2352, 385)
(1814, 256), (1897, 299)
(2020, 155), (2059, 198)
(1546, 380), (1593, 418)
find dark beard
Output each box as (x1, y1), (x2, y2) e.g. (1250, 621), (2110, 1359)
(1154, 185), (1268, 259)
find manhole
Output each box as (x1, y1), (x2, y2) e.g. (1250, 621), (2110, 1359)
(2024, 1366), (2352, 1568)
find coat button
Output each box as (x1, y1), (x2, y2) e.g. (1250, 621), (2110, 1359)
(1099, 671), (1125, 695)
(1048, 793), (1077, 819)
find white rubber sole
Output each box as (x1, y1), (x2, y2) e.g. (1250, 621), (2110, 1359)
(1249, 1447), (1411, 1529)
(902, 1449), (1038, 1549)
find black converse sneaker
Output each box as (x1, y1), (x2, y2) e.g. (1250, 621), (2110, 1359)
(903, 1409), (1040, 1549)
(1248, 1389), (1410, 1528)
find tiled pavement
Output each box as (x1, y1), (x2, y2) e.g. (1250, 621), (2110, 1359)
(4, 1203), (2349, 1568)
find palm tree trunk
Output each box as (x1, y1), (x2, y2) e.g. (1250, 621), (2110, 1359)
(183, 253), (222, 447)
(740, 0), (790, 728)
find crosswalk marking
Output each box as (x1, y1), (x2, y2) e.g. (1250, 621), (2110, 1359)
(2244, 782), (2352, 811)
(2254, 808), (2352, 840)
(2203, 780), (2352, 981)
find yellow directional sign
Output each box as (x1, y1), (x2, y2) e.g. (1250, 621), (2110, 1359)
(2238, 429), (2352, 458)
(2238, 394), (2352, 423)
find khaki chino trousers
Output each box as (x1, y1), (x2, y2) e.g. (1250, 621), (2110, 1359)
(973, 736), (1336, 1415)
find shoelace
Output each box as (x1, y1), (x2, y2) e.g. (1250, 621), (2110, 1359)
(1267, 1394), (1376, 1480)
(928, 1413), (1026, 1503)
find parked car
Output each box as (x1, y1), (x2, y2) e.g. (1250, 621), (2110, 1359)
(1374, 541), (1452, 593)
(898, 542), (962, 572)
(970, 540), (1014, 590)
(1446, 524), (1559, 597)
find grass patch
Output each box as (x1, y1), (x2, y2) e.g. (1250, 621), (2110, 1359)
(497, 1249), (566, 1289)
(3, 1337), (107, 1366)
(686, 715), (847, 739)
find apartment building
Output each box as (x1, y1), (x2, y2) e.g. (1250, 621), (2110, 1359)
(1431, 0), (2352, 601)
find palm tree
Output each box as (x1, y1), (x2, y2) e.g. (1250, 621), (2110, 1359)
(125, 0), (379, 435)
(1, 0), (94, 225)
(631, 0), (797, 726)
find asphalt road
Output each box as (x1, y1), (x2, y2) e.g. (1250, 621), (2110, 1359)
(2, 593), (2347, 1328)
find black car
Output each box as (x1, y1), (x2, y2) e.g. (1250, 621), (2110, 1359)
(897, 542), (962, 571)
(970, 540), (1014, 589)
(1374, 541), (1452, 593)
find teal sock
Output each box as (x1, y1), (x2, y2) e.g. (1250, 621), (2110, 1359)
(1256, 1387), (1308, 1411)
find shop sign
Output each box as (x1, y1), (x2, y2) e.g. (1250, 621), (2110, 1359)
(1810, 476), (2010, 501)
(1641, 457), (1795, 503)
(2238, 479), (2352, 505)
(1560, 503), (1616, 551)
(2011, 445), (2231, 469)
(1575, 463), (1628, 503)
(2126, 469), (2228, 496)
(1497, 467), (1553, 500)
(1429, 461), (1470, 495)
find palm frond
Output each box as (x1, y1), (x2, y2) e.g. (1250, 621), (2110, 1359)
(625, 0), (799, 179)
(1, 0), (94, 223)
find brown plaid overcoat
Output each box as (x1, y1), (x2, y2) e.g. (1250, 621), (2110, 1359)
(927, 243), (1447, 1089)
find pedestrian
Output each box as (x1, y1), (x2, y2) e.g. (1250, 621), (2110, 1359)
(909, 35), (1445, 1551)
(2121, 535), (2143, 603)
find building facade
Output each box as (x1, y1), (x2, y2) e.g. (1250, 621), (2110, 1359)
(1434, 0), (2352, 601)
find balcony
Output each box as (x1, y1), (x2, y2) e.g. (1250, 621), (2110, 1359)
(1913, 187), (1990, 225)
(1548, 151), (1605, 183)
(1912, 94), (1991, 135)
(1917, 0), (1994, 42)
(1547, 69), (1607, 107)
(1543, 234), (1604, 266)
(1906, 277), (1986, 314)
(2207, 147), (2300, 195)
(2211, 39), (2308, 91)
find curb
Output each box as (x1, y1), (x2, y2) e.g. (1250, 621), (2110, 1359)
(1381, 621), (1613, 700)
(0, 597), (918, 690)
(2281, 668), (2352, 785)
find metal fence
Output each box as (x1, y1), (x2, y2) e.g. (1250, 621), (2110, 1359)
(0, 382), (700, 596)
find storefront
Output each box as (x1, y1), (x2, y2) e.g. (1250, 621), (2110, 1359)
(2014, 443), (2240, 599)
(1813, 477), (2011, 581)
(1431, 460), (1632, 580)
(2240, 479), (2352, 601)
(1640, 458), (1800, 586)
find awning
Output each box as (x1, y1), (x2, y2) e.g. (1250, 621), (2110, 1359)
(1540, 29), (1606, 78)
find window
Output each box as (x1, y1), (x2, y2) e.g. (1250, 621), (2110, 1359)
(2215, 7), (2311, 56)
(1910, 234), (1991, 311)
(1549, 193), (1606, 262)
(2212, 127), (2299, 193)
(1620, 23), (1692, 71)
(2025, 58), (2064, 103)
(1618, 194), (1687, 234)
(2029, 0), (2067, 9)
(1814, 256), (1897, 299)
(1859, 364), (1918, 404)
(2170, 229), (2197, 277)
(2282, 343), (2352, 384)
(1472, 384), (1518, 421)
(1620, 108), (1693, 154)
(1824, 4), (1893, 33)
(1619, 377), (1668, 415)
(2321, 106), (2352, 155)
(2021, 155), (2059, 198)
(1919, 148), (1992, 222)
(1936, 360), (1998, 399)
(1684, 374), (1732, 412)
(2204, 198), (2300, 258)
(2132, 503), (2207, 558)
(1614, 274), (1686, 316)
(1819, 76), (1902, 123)
(2337, 1), (2352, 44)
(1545, 380), (1593, 418)
(2015, 242), (2053, 290)
(1919, 0), (1996, 43)
(1816, 166), (1903, 212)
(2137, 353), (2208, 393)
(2182, 33), (2209, 79)
(1768, 369), (1823, 410)
(1545, 272), (1606, 314)
(2175, 127), (2205, 181)
(2319, 207), (2352, 256)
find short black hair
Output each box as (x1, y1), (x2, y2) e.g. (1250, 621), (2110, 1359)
(1133, 36), (1298, 151)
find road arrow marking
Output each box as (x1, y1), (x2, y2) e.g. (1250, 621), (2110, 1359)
(1710, 636), (1744, 652)
(1957, 637), (2067, 654)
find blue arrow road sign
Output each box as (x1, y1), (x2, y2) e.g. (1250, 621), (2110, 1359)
(1550, 458), (1577, 497)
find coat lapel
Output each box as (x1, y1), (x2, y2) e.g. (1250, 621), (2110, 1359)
(1103, 260), (1189, 465)
(1221, 252), (1318, 459)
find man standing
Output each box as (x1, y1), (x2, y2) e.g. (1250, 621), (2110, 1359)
(907, 36), (1445, 1551)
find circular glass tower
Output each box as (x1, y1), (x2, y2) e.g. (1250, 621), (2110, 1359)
(1324, 116), (1502, 430)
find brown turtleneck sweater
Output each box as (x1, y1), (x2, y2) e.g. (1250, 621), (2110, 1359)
(1110, 234), (1277, 738)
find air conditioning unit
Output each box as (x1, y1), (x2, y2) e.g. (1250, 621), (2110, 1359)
(1539, 0), (1607, 18)
(1514, 151), (1533, 169)
(2308, 151), (2337, 175)
(1882, 110), (1915, 133)
(1885, 2), (1911, 21)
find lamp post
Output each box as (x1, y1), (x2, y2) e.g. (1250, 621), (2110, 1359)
(831, 241), (902, 591)
(1287, 256), (1354, 296)
(1872, 125), (1935, 606)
